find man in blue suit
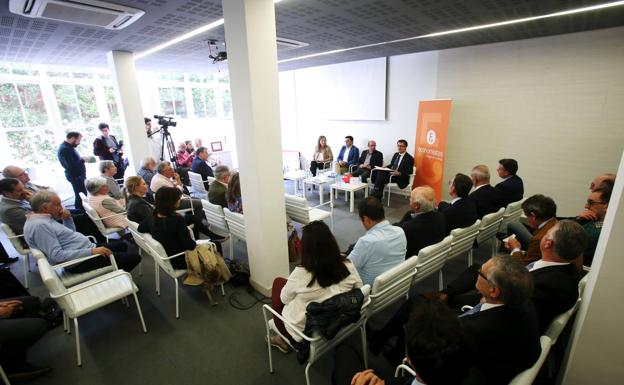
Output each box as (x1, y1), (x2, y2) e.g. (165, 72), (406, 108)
(334, 135), (359, 174)
(191, 147), (214, 190)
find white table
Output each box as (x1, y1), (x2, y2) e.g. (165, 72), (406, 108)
(283, 170), (307, 195)
(330, 181), (369, 212)
(303, 177), (334, 205)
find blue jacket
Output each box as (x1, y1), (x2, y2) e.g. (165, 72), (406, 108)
(58, 141), (86, 179)
(337, 145), (360, 166)
(191, 157), (214, 189)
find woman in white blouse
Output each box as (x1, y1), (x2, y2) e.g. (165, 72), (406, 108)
(267, 221), (362, 353)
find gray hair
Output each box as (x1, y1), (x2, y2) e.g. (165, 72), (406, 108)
(99, 160), (115, 174)
(157, 161), (171, 174)
(85, 177), (108, 195)
(411, 186), (435, 213)
(470, 165), (490, 182)
(30, 191), (57, 212)
(487, 255), (533, 307)
(140, 156), (156, 169)
(215, 165), (230, 181)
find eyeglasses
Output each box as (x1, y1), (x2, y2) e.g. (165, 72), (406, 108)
(476, 268), (488, 281)
(586, 199), (606, 206)
(16, 170), (28, 177)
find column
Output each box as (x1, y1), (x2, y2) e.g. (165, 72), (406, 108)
(106, 51), (149, 174)
(222, 0), (289, 296)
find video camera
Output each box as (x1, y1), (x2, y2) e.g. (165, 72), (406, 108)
(154, 115), (177, 128)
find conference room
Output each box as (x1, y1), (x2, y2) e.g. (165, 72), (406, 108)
(0, 0), (622, 384)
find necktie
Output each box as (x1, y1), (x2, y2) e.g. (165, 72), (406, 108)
(392, 154), (401, 170)
(459, 303), (483, 318)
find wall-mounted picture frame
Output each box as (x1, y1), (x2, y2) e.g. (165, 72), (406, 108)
(210, 141), (223, 152)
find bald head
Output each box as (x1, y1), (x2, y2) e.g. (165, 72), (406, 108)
(2, 165), (30, 184)
(471, 165), (490, 186)
(410, 186), (436, 213)
(590, 173), (616, 192)
(367, 140), (377, 152)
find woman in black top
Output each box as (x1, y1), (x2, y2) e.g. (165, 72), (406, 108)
(125, 176), (153, 224)
(138, 187), (196, 269)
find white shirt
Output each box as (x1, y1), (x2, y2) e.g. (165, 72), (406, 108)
(451, 197), (462, 204)
(150, 173), (182, 193)
(528, 260), (570, 272)
(394, 152), (405, 169)
(480, 303), (504, 312)
(343, 146), (352, 163)
(472, 183), (488, 192)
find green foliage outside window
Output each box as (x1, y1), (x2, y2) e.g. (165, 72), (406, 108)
(0, 83), (25, 127)
(76, 85), (99, 124)
(16, 83), (48, 126)
(192, 88), (217, 118)
(6, 129), (56, 165)
(53, 84), (81, 123)
(173, 87), (187, 118)
(222, 89), (232, 118)
(159, 87), (175, 116)
(104, 86), (119, 123)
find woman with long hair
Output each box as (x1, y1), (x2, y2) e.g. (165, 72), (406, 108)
(267, 221), (362, 353)
(227, 172), (243, 213)
(309, 135), (333, 176)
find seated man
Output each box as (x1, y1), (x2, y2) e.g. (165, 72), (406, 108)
(85, 177), (127, 229)
(466, 165), (501, 219)
(505, 194), (558, 264)
(99, 160), (123, 201)
(395, 186), (446, 259)
(137, 156), (157, 202)
(371, 139), (414, 200)
(351, 140), (383, 183)
(578, 184), (611, 266)
(575, 173), (615, 224)
(191, 146), (214, 190)
(494, 158), (524, 207)
(334, 135), (360, 175)
(208, 165), (230, 208)
(24, 191), (140, 274)
(2, 165), (48, 199)
(438, 173), (478, 235)
(348, 197), (406, 286)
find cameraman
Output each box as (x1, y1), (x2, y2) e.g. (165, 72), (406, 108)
(93, 122), (126, 180)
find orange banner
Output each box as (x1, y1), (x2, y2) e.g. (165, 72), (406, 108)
(413, 100), (452, 202)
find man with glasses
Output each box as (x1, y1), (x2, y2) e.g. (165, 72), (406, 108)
(577, 185), (611, 266)
(334, 135), (360, 175)
(350, 140), (382, 183)
(370, 139), (414, 200)
(2, 166), (49, 200)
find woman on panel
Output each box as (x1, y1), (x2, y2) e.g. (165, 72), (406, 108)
(138, 187), (195, 270)
(85, 177), (127, 229)
(227, 172), (243, 214)
(309, 135), (333, 176)
(125, 176), (152, 224)
(267, 221), (363, 353)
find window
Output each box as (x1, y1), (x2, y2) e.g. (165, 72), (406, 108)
(222, 89), (232, 119)
(0, 83), (25, 127)
(192, 88), (217, 118)
(104, 86), (119, 123)
(158, 87), (187, 118)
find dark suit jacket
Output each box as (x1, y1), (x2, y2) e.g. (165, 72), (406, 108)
(511, 218), (557, 264)
(387, 152), (415, 189)
(191, 157), (214, 190)
(58, 141), (86, 179)
(126, 195), (153, 225)
(467, 185), (501, 219)
(396, 210), (446, 259)
(337, 145), (360, 166)
(531, 263), (581, 332)
(461, 303), (540, 385)
(356, 150), (383, 169)
(438, 198), (479, 235)
(208, 180), (228, 208)
(495, 175), (524, 207)
(93, 135), (122, 162)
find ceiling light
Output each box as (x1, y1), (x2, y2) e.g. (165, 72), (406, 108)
(278, 0), (624, 64)
(135, 0), (284, 60)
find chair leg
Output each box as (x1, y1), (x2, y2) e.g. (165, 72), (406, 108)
(360, 325), (369, 369)
(229, 235), (235, 261)
(132, 292), (148, 333)
(387, 185), (391, 207)
(305, 362), (312, 385)
(155, 264), (160, 296)
(22, 255), (28, 289)
(0, 363), (10, 385)
(438, 270), (444, 291)
(491, 238), (498, 256)
(174, 277), (180, 319)
(220, 283), (225, 296)
(27, 252), (31, 272)
(468, 249), (473, 266)
(74, 318), (82, 366)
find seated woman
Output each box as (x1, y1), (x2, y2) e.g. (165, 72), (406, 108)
(227, 172), (243, 213)
(267, 221), (363, 353)
(99, 160), (123, 202)
(125, 176), (152, 224)
(309, 135), (333, 176)
(138, 187), (195, 270)
(85, 177), (127, 229)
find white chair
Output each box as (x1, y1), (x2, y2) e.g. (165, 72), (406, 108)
(544, 274), (589, 346)
(0, 363), (10, 385)
(34, 249), (147, 367)
(370, 166), (416, 207)
(411, 235), (453, 290)
(223, 208), (246, 261)
(470, 207), (505, 265)
(448, 220), (481, 263)
(82, 200), (126, 242)
(508, 335), (552, 385)
(0, 223), (33, 288)
(284, 193), (333, 230)
(498, 199), (525, 234)
(201, 199), (232, 258)
(394, 358), (417, 378)
(188, 171), (213, 199)
(262, 286), (371, 385)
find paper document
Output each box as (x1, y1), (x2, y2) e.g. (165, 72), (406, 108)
(373, 166), (393, 171)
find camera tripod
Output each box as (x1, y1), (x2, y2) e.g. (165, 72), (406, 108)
(149, 124), (178, 169)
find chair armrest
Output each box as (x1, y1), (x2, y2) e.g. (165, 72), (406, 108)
(310, 201), (332, 209)
(97, 211), (127, 220)
(51, 253), (115, 269)
(6, 233), (25, 240)
(86, 235), (97, 243)
(262, 304), (320, 343)
(49, 270), (132, 299)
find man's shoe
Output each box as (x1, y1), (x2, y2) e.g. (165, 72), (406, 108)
(266, 335), (290, 354)
(7, 364), (51, 382)
(0, 256), (18, 265)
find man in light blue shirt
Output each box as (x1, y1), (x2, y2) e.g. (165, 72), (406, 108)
(348, 197), (407, 286)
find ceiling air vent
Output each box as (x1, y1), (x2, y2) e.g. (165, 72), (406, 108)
(9, 0), (145, 30)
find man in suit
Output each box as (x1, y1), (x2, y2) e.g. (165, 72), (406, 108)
(459, 255), (540, 385)
(92, 122), (125, 180)
(466, 165), (501, 219)
(576, 184), (611, 266)
(208, 165), (230, 208)
(438, 173), (478, 235)
(494, 158), (524, 207)
(191, 146), (214, 190)
(351, 140), (383, 183)
(57, 131), (88, 212)
(505, 194), (558, 264)
(2, 166), (48, 200)
(395, 186), (446, 259)
(371, 139), (414, 200)
(334, 135), (360, 174)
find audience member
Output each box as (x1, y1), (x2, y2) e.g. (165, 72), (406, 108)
(371, 139), (414, 201)
(185, 140), (194, 154)
(57, 131), (88, 211)
(2, 165), (48, 199)
(267, 221), (363, 353)
(125, 176), (153, 225)
(176, 142), (194, 168)
(466, 165), (501, 219)
(505, 194), (557, 264)
(578, 185), (611, 266)
(351, 140), (383, 183)
(93, 122), (125, 180)
(99, 160), (123, 201)
(438, 173), (478, 235)
(395, 186), (446, 259)
(309, 135), (333, 176)
(151, 161), (185, 193)
(576, 173), (616, 224)
(227, 172), (243, 214)
(85, 178), (127, 229)
(145, 117), (162, 161)
(209, 165), (230, 208)
(0, 179), (31, 235)
(24, 191), (140, 273)
(334, 135), (360, 174)
(494, 158), (524, 207)
(589, 172), (616, 192)
(137, 156), (157, 201)
(191, 146), (214, 190)
(347, 197), (406, 286)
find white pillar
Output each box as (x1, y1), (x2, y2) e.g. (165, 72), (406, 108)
(107, 51), (148, 173)
(222, 0), (289, 296)
(560, 151), (624, 384)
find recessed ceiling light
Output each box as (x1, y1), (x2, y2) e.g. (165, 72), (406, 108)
(278, 0), (624, 64)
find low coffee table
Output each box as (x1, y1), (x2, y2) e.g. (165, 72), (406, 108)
(303, 176), (334, 205)
(330, 180), (369, 212)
